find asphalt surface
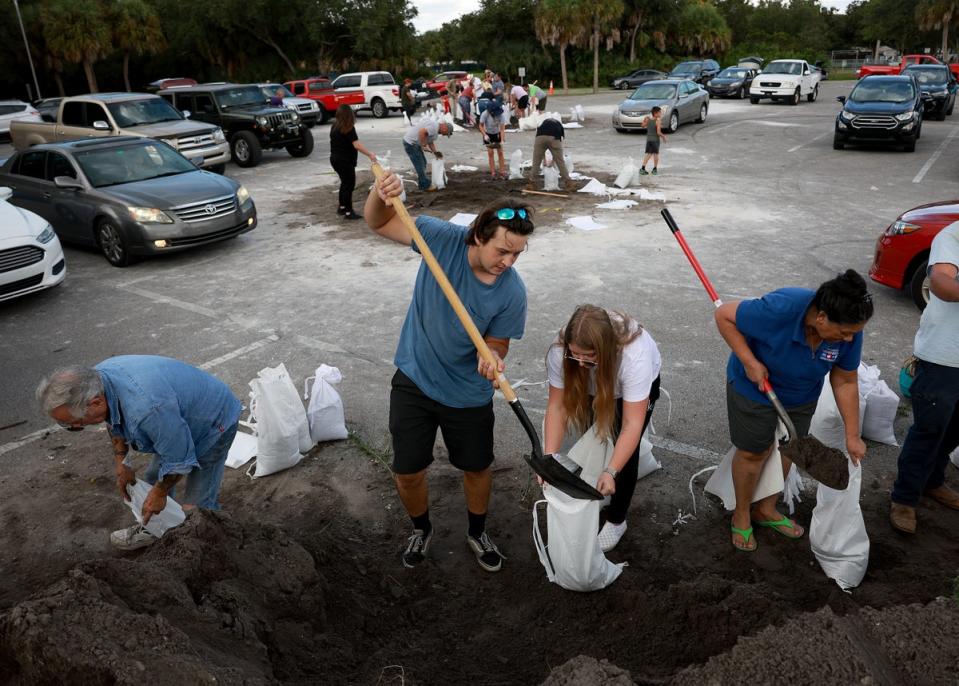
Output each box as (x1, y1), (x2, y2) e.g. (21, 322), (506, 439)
(1, 80), (955, 470)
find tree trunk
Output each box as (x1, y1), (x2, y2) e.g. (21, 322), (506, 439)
(54, 72), (65, 97)
(874, 38), (879, 62)
(943, 22), (950, 63)
(123, 52), (131, 92)
(592, 18), (599, 94)
(629, 24), (639, 63)
(250, 30), (296, 77)
(560, 42), (568, 94)
(83, 59), (98, 93)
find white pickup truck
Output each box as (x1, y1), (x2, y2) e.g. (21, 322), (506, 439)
(9, 93), (231, 172)
(330, 71), (402, 118)
(749, 59), (822, 105)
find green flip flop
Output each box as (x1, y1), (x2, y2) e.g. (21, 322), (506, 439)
(730, 524), (756, 552)
(754, 516), (804, 539)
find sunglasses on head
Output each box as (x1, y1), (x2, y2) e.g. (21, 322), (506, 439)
(496, 208), (528, 221)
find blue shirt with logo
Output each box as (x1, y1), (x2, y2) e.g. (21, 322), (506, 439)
(727, 288), (862, 407)
(96, 355), (242, 479)
(394, 216), (527, 408)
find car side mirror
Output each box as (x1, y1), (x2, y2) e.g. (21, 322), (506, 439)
(803, 69), (810, 75)
(54, 176), (83, 190)
(836, 95), (846, 104)
(182, 110), (191, 119)
(92, 120), (110, 131)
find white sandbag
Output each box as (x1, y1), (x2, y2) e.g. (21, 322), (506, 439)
(564, 153), (574, 173)
(303, 364), (348, 443)
(568, 106), (580, 122)
(378, 150), (406, 202)
(226, 430), (257, 469)
(247, 363), (311, 478)
(543, 165), (560, 191)
(567, 424), (613, 487)
(631, 165), (643, 187)
(124, 480), (186, 538)
(614, 158), (637, 189)
(810, 378), (865, 451)
(533, 487), (624, 592)
(636, 427), (661, 480)
(577, 178), (608, 195)
(508, 148), (524, 179)
(544, 149), (553, 167)
(575, 104), (586, 122)
(596, 199), (637, 210)
(431, 158), (447, 189)
(862, 379), (899, 446)
(810, 459), (869, 591)
(519, 112), (543, 131)
(704, 424), (788, 510)
(952, 447), (959, 468)
(566, 216), (607, 231)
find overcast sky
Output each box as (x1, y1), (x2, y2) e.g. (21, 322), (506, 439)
(411, 0), (856, 34)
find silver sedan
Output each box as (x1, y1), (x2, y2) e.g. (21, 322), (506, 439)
(612, 79), (709, 134)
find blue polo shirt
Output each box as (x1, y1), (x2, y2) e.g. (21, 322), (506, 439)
(96, 356), (242, 479)
(727, 288), (862, 407)
(394, 216), (527, 408)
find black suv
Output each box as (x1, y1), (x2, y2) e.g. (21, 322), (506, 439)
(668, 59), (720, 85)
(834, 75), (928, 152)
(160, 84), (313, 167)
(902, 64), (957, 120)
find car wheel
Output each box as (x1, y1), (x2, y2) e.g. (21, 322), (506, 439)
(791, 88), (800, 106)
(668, 111), (679, 133)
(916, 122), (922, 140)
(614, 127), (626, 133)
(207, 163), (227, 174)
(287, 127), (314, 157)
(319, 108), (330, 125)
(750, 96), (760, 104)
(231, 131), (262, 167)
(903, 137), (917, 152)
(738, 86), (745, 99)
(948, 99), (954, 115)
(807, 85), (818, 102)
(832, 134), (844, 150)
(909, 258), (930, 311)
(619, 82), (630, 90)
(937, 109), (947, 121)
(96, 219), (131, 267)
(696, 103), (707, 123)
(371, 98), (388, 118)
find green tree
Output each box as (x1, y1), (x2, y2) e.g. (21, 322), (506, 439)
(624, 0), (676, 61)
(673, 0), (730, 56)
(585, 0), (626, 92)
(40, 0), (112, 93)
(535, 0), (588, 93)
(918, 0), (959, 60)
(112, 0), (166, 92)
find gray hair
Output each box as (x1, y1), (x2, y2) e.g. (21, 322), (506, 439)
(36, 366), (104, 417)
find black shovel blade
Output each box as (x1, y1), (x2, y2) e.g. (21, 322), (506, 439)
(509, 399), (604, 501)
(779, 436), (850, 491)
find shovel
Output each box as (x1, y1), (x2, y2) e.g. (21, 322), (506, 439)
(371, 163), (602, 501)
(661, 208), (849, 490)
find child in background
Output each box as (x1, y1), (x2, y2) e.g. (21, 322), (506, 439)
(640, 106), (666, 176)
(479, 101), (510, 179)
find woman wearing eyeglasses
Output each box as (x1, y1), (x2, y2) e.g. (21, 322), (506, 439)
(543, 305), (662, 552)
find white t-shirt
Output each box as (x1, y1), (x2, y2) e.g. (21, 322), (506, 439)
(480, 110), (509, 134)
(403, 119), (439, 146)
(915, 220), (959, 367)
(546, 318), (662, 402)
(511, 85), (527, 100)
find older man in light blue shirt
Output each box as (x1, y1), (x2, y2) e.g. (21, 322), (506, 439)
(37, 355), (241, 550)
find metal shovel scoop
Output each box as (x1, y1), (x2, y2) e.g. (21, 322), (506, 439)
(661, 208), (849, 491)
(371, 163), (602, 501)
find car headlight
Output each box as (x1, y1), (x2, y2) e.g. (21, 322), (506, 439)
(895, 111), (915, 121)
(707, 80), (714, 86)
(256, 116), (268, 126)
(310, 102), (318, 111)
(236, 185), (251, 205)
(839, 109), (854, 122)
(128, 207), (174, 224)
(886, 220), (921, 236)
(166, 137), (179, 150)
(213, 127), (225, 143)
(291, 111), (300, 121)
(36, 225), (56, 244)
(287, 103), (297, 111)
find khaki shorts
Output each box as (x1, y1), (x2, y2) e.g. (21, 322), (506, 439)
(726, 381), (816, 454)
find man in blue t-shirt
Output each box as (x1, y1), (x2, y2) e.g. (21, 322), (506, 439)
(364, 169), (534, 573)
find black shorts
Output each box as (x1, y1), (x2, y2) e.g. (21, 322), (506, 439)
(645, 140), (660, 155)
(726, 382), (816, 454)
(389, 370), (495, 474)
(517, 95), (530, 110)
(536, 96), (547, 112)
(485, 132), (502, 148)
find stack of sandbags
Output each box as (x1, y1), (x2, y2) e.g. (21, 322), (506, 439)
(859, 363), (900, 446)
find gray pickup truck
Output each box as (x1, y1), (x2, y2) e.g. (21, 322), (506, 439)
(9, 93), (231, 173)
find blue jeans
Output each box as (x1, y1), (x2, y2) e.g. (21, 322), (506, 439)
(404, 140), (430, 190)
(891, 360), (959, 506)
(144, 422), (238, 509)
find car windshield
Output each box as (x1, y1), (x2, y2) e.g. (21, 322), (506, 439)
(215, 86), (267, 109)
(906, 68), (949, 85)
(261, 84), (294, 98)
(718, 68), (748, 78)
(850, 81), (915, 103)
(630, 83), (677, 100)
(670, 61), (702, 74)
(106, 99), (183, 127)
(74, 142), (196, 188)
(763, 62), (802, 75)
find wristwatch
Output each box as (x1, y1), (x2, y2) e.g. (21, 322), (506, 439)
(603, 466), (619, 478)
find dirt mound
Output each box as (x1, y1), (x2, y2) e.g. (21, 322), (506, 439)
(0, 511), (329, 684)
(670, 599), (959, 685)
(540, 655), (634, 685)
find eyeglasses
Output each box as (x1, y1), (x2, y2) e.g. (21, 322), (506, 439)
(55, 420), (85, 431)
(496, 208), (528, 221)
(565, 353), (597, 368)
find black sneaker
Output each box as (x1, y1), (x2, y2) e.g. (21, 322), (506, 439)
(336, 206), (347, 215)
(343, 211), (361, 221)
(466, 532), (506, 572)
(402, 528), (433, 568)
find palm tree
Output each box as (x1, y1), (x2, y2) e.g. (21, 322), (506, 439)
(624, 0), (672, 62)
(673, 0), (730, 56)
(535, 0), (588, 94)
(40, 0), (112, 93)
(918, 0), (959, 62)
(585, 0), (625, 93)
(111, 0), (166, 92)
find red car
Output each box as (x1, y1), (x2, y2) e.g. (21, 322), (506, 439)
(425, 71), (469, 96)
(869, 199), (959, 310)
(284, 78), (365, 124)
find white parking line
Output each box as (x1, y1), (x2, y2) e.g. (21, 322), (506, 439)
(913, 126), (959, 183)
(199, 334), (280, 370)
(0, 426), (61, 457)
(788, 131), (831, 153)
(649, 436), (721, 463)
(120, 285), (219, 318)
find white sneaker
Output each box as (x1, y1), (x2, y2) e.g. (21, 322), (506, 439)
(110, 524), (157, 551)
(598, 520), (627, 552)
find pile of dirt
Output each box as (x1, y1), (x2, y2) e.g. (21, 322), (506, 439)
(0, 511), (331, 684)
(540, 655), (634, 685)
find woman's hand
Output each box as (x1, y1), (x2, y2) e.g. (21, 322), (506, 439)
(597, 472), (616, 496)
(846, 435), (866, 465)
(375, 172), (403, 203)
(369, 152), (378, 164)
(745, 359), (769, 387)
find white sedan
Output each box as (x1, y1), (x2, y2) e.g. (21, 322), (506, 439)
(0, 187), (65, 302)
(0, 100), (41, 142)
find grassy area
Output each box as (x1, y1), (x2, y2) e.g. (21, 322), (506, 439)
(827, 69), (859, 81)
(548, 86), (619, 96)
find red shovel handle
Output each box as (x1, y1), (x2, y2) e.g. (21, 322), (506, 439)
(661, 209), (723, 308)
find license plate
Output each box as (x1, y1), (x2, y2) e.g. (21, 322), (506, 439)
(763, 91), (773, 95)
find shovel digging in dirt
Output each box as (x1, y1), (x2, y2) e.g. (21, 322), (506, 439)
(371, 163), (603, 501)
(661, 208), (850, 491)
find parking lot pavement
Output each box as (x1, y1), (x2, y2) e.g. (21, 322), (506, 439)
(1, 79), (955, 472)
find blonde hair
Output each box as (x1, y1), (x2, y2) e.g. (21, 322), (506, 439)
(552, 305), (642, 442)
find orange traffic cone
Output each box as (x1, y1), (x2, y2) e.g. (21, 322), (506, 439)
(548, 80), (554, 96)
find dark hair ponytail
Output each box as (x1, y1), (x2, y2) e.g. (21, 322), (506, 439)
(812, 269), (874, 324)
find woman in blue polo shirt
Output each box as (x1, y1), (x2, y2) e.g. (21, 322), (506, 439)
(715, 270), (874, 552)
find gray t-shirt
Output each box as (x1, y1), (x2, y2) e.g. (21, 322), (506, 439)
(403, 119), (439, 146)
(915, 220), (959, 367)
(480, 110), (509, 135)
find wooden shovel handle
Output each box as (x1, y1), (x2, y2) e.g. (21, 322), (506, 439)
(371, 163), (518, 402)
